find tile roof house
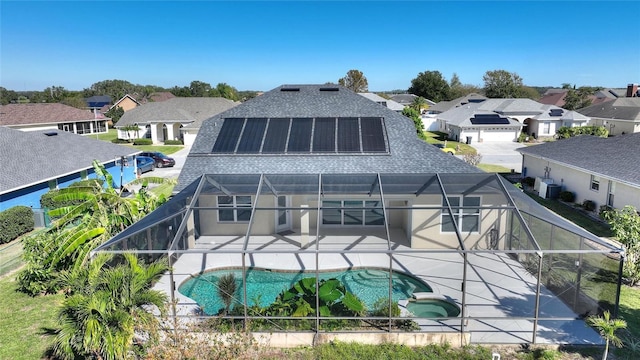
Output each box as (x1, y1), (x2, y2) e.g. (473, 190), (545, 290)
(115, 97), (238, 146)
(517, 132), (640, 211)
(436, 99), (589, 143)
(358, 92), (405, 112)
(577, 97), (640, 136)
(0, 103), (109, 135)
(0, 127), (139, 211)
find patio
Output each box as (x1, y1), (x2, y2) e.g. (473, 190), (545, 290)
(94, 172), (623, 345)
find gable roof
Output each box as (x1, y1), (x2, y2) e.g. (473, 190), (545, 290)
(177, 84), (481, 191)
(577, 97), (640, 121)
(110, 94), (140, 110)
(116, 97), (238, 129)
(0, 127), (138, 194)
(517, 133), (640, 187)
(358, 92), (405, 111)
(147, 92), (175, 103)
(0, 103), (97, 126)
(437, 102), (522, 128)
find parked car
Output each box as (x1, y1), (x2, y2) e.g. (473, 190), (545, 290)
(433, 143), (456, 155)
(139, 151), (176, 168)
(136, 156), (155, 175)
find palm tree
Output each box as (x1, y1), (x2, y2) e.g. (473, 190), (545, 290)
(411, 96), (427, 114)
(217, 273), (237, 315)
(587, 310), (627, 360)
(44, 160), (174, 271)
(52, 253), (168, 360)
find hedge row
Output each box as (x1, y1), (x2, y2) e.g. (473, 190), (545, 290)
(0, 206), (34, 244)
(164, 139), (183, 145)
(133, 138), (153, 145)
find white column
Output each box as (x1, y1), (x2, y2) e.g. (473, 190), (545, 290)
(166, 123), (176, 141)
(300, 205), (309, 247)
(150, 123), (159, 144)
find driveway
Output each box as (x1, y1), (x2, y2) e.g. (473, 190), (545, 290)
(471, 142), (526, 173)
(142, 145), (191, 180)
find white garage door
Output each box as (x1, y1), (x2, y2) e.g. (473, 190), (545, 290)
(479, 130), (516, 142)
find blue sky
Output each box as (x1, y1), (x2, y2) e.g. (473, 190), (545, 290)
(1, 1), (639, 92)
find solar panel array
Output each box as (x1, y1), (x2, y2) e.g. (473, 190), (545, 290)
(212, 117), (388, 154)
(469, 114), (511, 125)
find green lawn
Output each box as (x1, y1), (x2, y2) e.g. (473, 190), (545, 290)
(96, 128), (118, 142)
(150, 182), (176, 198)
(423, 131), (477, 155)
(477, 164), (512, 173)
(0, 277), (62, 360)
(619, 285), (640, 339)
(131, 145), (183, 155)
(0, 240), (23, 277)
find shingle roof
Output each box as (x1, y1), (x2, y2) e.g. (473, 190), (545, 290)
(429, 93), (487, 113)
(517, 133), (640, 186)
(116, 97), (238, 129)
(358, 93), (405, 111)
(0, 127), (138, 194)
(437, 102), (522, 128)
(176, 84), (481, 191)
(577, 97), (640, 121)
(0, 103), (96, 126)
(147, 92), (175, 103)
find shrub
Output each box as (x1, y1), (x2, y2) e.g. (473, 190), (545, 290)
(517, 132), (529, 143)
(583, 199), (596, 212)
(133, 138), (153, 145)
(164, 139), (183, 145)
(0, 206), (34, 244)
(111, 138), (131, 144)
(463, 153), (482, 166)
(599, 204), (613, 219)
(559, 191), (575, 202)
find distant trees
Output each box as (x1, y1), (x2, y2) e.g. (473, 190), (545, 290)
(105, 106), (125, 124)
(170, 81), (240, 101)
(339, 69), (368, 92)
(562, 85), (599, 110)
(449, 73), (481, 99)
(408, 71), (450, 102)
(483, 70), (524, 98)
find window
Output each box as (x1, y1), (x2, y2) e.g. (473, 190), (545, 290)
(322, 200), (384, 226)
(590, 175), (600, 191)
(217, 196), (252, 222)
(542, 122), (551, 135)
(441, 196), (480, 233)
(607, 181), (615, 207)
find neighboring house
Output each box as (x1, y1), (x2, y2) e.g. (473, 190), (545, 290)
(115, 97), (238, 145)
(85, 95), (112, 110)
(146, 91), (176, 103)
(389, 93), (436, 108)
(538, 84), (638, 108)
(436, 99), (589, 143)
(428, 93), (487, 114)
(358, 92), (405, 112)
(110, 94), (140, 112)
(0, 127), (139, 211)
(0, 103), (109, 135)
(578, 97), (640, 136)
(517, 133), (640, 211)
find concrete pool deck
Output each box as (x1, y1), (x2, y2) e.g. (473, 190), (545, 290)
(154, 229), (603, 345)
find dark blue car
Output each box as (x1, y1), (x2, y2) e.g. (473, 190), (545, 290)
(135, 156), (155, 176)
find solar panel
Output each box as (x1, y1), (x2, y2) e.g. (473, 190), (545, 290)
(360, 117), (386, 152)
(287, 118), (313, 152)
(236, 118), (267, 153)
(469, 114), (510, 125)
(262, 118), (290, 153)
(337, 117), (360, 152)
(313, 117), (336, 152)
(549, 109), (563, 116)
(212, 118), (244, 152)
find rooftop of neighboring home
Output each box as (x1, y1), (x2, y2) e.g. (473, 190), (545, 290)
(146, 92), (176, 103)
(116, 97), (238, 129)
(517, 132), (640, 187)
(437, 98), (588, 126)
(85, 95), (112, 108)
(389, 93), (436, 106)
(578, 97), (640, 121)
(110, 94), (140, 110)
(177, 84), (481, 191)
(429, 93), (487, 113)
(358, 92), (405, 111)
(0, 127), (138, 194)
(0, 103), (100, 126)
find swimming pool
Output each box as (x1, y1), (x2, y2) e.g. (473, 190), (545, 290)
(178, 268), (432, 315)
(406, 299), (461, 318)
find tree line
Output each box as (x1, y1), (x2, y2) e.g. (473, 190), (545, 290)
(0, 79), (260, 107)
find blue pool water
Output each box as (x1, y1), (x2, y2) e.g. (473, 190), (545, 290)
(178, 268), (432, 315)
(406, 300), (461, 318)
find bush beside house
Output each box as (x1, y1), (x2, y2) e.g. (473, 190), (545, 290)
(0, 206), (34, 244)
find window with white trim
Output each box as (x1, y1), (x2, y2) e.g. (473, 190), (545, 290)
(441, 196), (480, 233)
(322, 200), (384, 226)
(217, 196), (252, 222)
(542, 122), (551, 135)
(590, 175), (600, 191)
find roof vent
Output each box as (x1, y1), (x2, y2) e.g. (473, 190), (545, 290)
(319, 87), (339, 92)
(44, 131), (58, 136)
(280, 87), (300, 92)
